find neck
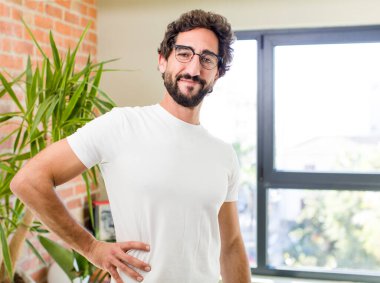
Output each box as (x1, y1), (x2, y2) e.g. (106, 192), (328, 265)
(160, 93), (202, 125)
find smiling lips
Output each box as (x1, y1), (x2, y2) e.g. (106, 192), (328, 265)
(179, 78), (199, 85)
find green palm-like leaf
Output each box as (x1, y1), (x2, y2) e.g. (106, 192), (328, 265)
(50, 31), (61, 69)
(0, 72), (25, 113)
(22, 18), (47, 59)
(38, 236), (77, 281)
(61, 80), (87, 123)
(26, 239), (47, 266)
(0, 20), (118, 280)
(0, 223), (13, 280)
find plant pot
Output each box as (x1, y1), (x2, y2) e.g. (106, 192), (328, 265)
(13, 270), (36, 283)
(47, 263), (80, 283)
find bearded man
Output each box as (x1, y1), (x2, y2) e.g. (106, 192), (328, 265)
(11, 9), (251, 283)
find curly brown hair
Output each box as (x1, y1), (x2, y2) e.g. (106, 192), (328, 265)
(158, 9), (235, 77)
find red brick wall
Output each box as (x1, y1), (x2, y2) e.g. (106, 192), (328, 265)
(0, 0), (98, 282)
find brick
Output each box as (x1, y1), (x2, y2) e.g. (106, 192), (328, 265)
(9, 0), (22, 5)
(53, 34), (66, 49)
(90, 20), (96, 30)
(75, 185), (87, 195)
(21, 14), (34, 28)
(71, 175), (85, 183)
(64, 38), (76, 49)
(25, 28), (49, 44)
(11, 7), (22, 21)
(88, 31), (97, 44)
(0, 38), (12, 52)
(0, 21), (23, 37)
(83, 0), (96, 6)
(0, 2), (10, 17)
(65, 11), (79, 25)
(56, 0), (71, 9)
(76, 55), (89, 67)
(25, 0), (44, 12)
(0, 54), (23, 69)
(55, 21), (71, 36)
(80, 17), (95, 30)
(12, 40), (34, 55)
(82, 43), (96, 56)
(40, 45), (53, 58)
(72, 27), (84, 38)
(67, 198), (82, 209)
(90, 46), (97, 56)
(75, 2), (87, 15)
(46, 4), (62, 19)
(35, 16), (53, 29)
(87, 6), (97, 18)
(57, 187), (74, 199)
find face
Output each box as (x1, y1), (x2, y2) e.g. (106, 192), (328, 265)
(159, 28), (220, 108)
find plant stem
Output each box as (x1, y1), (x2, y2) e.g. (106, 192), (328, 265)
(0, 209), (34, 282)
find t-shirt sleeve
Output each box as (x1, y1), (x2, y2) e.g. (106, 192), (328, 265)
(66, 108), (121, 169)
(225, 146), (241, 202)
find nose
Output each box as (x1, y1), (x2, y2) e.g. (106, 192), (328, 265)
(184, 55), (202, 77)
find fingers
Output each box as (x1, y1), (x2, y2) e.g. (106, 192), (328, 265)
(120, 253), (151, 272)
(115, 242), (151, 276)
(108, 266), (124, 283)
(90, 240), (151, 283)
(119, 241), (151, 252)
(109, 257), (145, 282)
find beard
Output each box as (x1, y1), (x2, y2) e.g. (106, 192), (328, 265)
(163, 72), (214, 108)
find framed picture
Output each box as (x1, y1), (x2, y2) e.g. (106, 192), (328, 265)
(93, 200), (116, 242)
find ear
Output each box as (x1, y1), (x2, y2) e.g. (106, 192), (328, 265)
(213, 69), (220, 82)
(158, 54), (167, 74)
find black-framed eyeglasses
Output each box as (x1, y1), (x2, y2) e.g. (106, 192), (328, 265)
(174, 44), (222, 70)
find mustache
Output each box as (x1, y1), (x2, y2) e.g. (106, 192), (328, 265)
(176, 73), (206, 86)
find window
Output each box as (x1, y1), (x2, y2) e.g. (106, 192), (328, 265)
(203, 26), (380, 283)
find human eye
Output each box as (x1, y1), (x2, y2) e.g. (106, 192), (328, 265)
(200, 54), (217, 67)
(176, 47), (193, 60)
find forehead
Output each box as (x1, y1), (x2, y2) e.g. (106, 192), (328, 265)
(175, 28), (219, 54)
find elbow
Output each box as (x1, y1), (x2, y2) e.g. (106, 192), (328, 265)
(11, 167), (54, 200)
(10, 171), (26, 197)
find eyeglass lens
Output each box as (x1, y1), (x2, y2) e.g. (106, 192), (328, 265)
(175, 45), (218, 70)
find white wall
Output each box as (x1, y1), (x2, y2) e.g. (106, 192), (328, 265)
(98, 0), (380, 106)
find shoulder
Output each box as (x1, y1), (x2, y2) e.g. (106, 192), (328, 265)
(111, 104), (159, 129)
(200, 130), (238, 165)
(112, 104), (158, 120)
(202, 130), (235, 153)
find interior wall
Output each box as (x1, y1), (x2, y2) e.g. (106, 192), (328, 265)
(98, 0), (380, 107)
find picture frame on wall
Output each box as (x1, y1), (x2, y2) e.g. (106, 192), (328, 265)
(93, 200), (116, 242)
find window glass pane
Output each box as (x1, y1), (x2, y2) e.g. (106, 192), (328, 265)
(202, 39), (257, 267)
(274, 43), (380, 173)
(268, 189), (380, 274)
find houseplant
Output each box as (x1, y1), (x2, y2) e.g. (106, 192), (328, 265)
(39, 235), (109, 283)
(0, 21), (115, 282)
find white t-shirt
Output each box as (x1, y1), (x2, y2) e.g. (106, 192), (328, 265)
(67, 104), (240, 283)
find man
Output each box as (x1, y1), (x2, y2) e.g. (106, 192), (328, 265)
(11, 9), (251, 283)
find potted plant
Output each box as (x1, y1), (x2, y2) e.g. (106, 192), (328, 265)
(0, 21), (115, 282)
(39, 235), (109, 283)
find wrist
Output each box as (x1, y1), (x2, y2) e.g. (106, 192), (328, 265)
(78, 232), (98, 257)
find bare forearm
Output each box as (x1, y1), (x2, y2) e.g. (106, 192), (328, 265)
(11, 176), (95, 256)
(220, 238), (251, 283)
